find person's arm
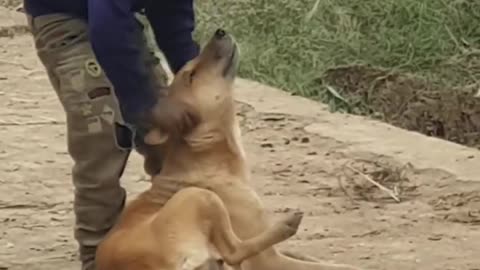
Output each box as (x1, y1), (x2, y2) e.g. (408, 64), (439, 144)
(87, 0), (157, 125)
(145, 0), (199, 74)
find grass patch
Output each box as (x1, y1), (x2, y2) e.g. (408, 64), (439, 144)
(194, 0), (480, 147)
(195, 0), (480, 89)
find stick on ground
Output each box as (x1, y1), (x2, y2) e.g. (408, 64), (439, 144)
(345, 165), (401, 203)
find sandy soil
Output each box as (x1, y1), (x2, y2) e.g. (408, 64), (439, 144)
(1, 5), (480, 270)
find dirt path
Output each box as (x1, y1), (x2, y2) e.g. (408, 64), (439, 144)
(1, 6), (480, 270)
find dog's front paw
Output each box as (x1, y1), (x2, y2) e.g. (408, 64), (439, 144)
(279, 211), (304, 237)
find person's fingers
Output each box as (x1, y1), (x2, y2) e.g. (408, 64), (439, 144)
(147, 97), (200, 137)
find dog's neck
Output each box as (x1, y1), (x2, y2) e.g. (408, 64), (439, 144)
(152, 116), (248, 186)
(164, 125), (246, 176)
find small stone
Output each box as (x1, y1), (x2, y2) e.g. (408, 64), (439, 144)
(262, 115), (285, 122)
(301, 137), (310, 143)
(260, 143), (273, 148)
(428, 235), (442, 241)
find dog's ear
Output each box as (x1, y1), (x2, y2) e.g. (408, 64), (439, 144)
(144, 129), (169, 145)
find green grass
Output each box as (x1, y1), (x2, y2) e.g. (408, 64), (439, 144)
(194, 0), (480, 104)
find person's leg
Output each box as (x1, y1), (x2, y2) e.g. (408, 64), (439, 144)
(26, 13), (168, 269)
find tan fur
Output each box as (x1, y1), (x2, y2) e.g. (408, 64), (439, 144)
(96, 30), (363, 270)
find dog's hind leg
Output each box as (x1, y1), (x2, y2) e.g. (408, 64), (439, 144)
(213, 212), (304, 266)
(199, 189), (304, 267)
(208, 185), (363, 270)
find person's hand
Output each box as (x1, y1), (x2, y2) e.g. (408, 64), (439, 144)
(145, 97), (200, 137)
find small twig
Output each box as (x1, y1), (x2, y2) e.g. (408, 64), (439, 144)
(305, 0), (321, 22)
(394, 185), (399, 196)
(337, 174), (357, 204)
(345, 165), (401, 203)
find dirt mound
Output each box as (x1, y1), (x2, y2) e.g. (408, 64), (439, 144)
(323, 65), (480, 148)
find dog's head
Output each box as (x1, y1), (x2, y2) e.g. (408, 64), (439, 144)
(144, 28), (240, 147)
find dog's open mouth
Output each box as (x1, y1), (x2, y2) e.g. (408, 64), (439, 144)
(222, 43), (238, 77)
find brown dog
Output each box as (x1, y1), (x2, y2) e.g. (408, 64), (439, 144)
(96, 29), (362, 270)
(96, 185), (304, 270)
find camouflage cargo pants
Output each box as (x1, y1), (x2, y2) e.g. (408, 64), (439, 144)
(26, 13), (168, 270)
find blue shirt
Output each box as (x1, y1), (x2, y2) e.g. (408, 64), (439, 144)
(24, 0), (199, 125)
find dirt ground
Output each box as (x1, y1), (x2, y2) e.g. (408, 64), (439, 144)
(1, 4), (480, 270)
(323, 65), (480, 149)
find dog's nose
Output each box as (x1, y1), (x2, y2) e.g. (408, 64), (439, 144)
(215, 28), (226, 39)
